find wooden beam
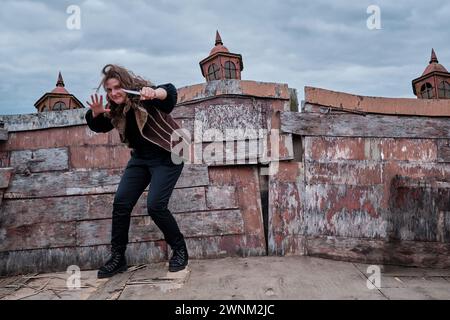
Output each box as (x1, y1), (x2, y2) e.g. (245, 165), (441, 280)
(304, 86), (450, 117)
(281, 111), (450, 139)
(3, 165), (209, 199)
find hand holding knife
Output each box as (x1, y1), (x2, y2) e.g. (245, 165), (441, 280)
(122, 87), (160, 101)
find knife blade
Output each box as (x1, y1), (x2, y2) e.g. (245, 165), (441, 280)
(122, 89), (141, 95)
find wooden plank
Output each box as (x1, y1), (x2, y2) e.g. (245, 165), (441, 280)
(4, 168), (123, 199)
(304, 136), (438, 162)
(10, 147), (69, 173)
(305, 161), (383, 186)
(280, 111), (450, 139)
(177, 80), (290, 104)
(0, 187), (208, 229)
(304, 86), (450, 117)
(303, 235), (450, 269)
(0, 242), (167, 276)
(79, 187), (208, 221)
(201, 233), (265, 258)
(87, 270), (134, 300)
(0, 196), (86, 227)
(3, 165), (209, 199)
(0, 108), (87, 132)
(0, 275), (27, 299)
(76, 210), (244, 246)
(134, 187), (208, 214)
(199, 210), (244, 236)
(194, 104), (266, 143)
(193, 141), (259, 165)
(191, 133), (294, 165)
(0, 222), (77, 251)
(175, 164), (209, 188)
(437, 139), (450, 163)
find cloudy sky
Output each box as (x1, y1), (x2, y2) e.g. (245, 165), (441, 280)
(0, 0), (449, 115)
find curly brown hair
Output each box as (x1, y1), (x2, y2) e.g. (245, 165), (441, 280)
(97, 64), (154, 117)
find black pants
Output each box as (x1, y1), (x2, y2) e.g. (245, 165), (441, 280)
(111, 150), (185, 254)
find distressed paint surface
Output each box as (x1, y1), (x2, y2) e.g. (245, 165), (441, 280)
(3, 79), (450, 275)
(206, 185), (238, 209)
(281, 111), (450, 139)
(10, 147), (69, 173)
(304, 235), (450, 268)
(0, 108), (87, 132)
(194, 104), (266, 143)
(3, 165), (209, 199)
(0, 241), (168, 276)
(301, 184), (387, 239)
(76, 210), (244, 246)
(305, 137), (437, 162)
(1, 126), (109, 151)
(0, 80), (292, 275)
(0, 222), (77, 251)
(389, 176), (450, 242)
(70, 145), (130, 169)
(304, 86), (450, 117)
(305, 161), (383, 186)
(177, 80), (290, 104)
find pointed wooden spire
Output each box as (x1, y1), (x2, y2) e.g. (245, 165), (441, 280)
(56, 71), (65, 87)
(430, 48), (439, 64)
(215, 30), (223, 46)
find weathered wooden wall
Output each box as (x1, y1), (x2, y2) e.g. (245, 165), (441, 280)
(0, 80), (291, 276)
(2, 81), (448, 275)
(270, 87), (450, 268)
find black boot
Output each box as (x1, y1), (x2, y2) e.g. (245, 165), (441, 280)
(169, 244), (189, 272)
(97, 250), (127, 279)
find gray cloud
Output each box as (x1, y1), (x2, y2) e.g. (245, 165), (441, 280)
(0, 0), (449, 114)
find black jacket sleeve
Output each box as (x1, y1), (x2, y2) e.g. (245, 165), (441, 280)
(142, 83), (178, 114)
(85, 109), (114, 133)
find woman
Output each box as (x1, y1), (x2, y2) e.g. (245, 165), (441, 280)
(85, 64), (188, 278)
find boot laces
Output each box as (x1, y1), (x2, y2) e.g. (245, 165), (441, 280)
(170, 247), (187, 264)
(104, 253), (123, 272)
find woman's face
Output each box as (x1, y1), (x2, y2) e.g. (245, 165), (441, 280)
(105, 78), (126, 105)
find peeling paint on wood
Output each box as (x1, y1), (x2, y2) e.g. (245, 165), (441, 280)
(281, 111), (450, 139)
(10, 147), (69, 173)
(194, 104), (266, 143)
(0, 108), (87, 132)
(305, 161), (383, 186)
(75, 210), (244, 246)
(206, 185), (238, 209)
(0, 222), (77, 251)
(304, 235), (450, 268)
(3, 165), (209, 199)
(0, 241), (167, 276)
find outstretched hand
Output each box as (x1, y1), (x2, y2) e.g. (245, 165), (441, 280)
(86, 94), (110, 117)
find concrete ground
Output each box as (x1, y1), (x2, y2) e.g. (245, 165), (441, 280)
(1, 256), (450, 300)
